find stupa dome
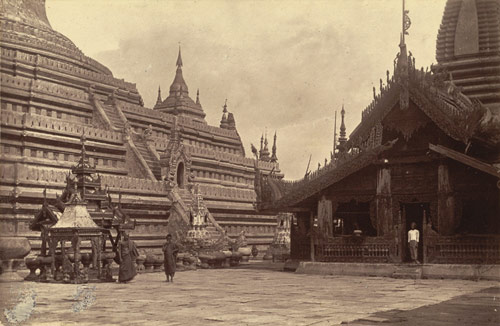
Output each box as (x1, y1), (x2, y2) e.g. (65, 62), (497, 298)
(435, 0), (500, 110)
(0, 0), (112, 75)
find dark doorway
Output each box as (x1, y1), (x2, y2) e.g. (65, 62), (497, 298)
(290, 213), (311, 261)
(176, 162), (185, 188)
(402, 202), (429, 263)
(335, 201), (376, 236)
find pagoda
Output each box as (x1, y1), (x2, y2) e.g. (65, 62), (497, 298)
(0, 0), (283, 259)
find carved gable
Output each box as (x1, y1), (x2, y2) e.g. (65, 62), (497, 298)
(383, 99), (431, 141)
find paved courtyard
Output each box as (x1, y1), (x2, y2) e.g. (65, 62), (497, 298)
(1, 263), (499, 325)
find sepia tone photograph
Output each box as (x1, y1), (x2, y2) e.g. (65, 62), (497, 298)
(0, 0), (499, 325)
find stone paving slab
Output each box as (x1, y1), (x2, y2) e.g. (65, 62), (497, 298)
(0, 268), (498, 325)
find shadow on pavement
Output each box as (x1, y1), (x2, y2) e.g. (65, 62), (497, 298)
(337, 287), (500, 326)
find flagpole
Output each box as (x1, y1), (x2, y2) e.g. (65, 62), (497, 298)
(402, 0), (405, 44)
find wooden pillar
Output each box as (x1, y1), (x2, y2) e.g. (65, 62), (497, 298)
(309, 210), (315, 262)
(60, 240), (66, 279)
(74, 238), (80, 280)
(376, 165), (392, 236)
(49, 238), (56, 280)
(97, 236), (102, 279)
(437, 161), (456, 235)
(40, 226), (47, 256)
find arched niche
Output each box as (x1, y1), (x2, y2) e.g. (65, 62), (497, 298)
(176, 161), (185, 188)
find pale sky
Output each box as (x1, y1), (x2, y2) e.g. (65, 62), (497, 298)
(46, 0), (447, 180)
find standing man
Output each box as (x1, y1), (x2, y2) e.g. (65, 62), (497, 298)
(408, 222), (420, 264)
(162, 234), (179, 283)
(117, 233), (139, 283)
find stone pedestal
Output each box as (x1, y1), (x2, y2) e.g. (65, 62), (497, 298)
(0, 259), (25, 282)
(153, 256), (164, 272)
(238, 247), (251, 263)
(144, 255), (155, 272)
(24, 258), (40, 281)
(0, 236), (31, 282)
(136, 255), (146, 273)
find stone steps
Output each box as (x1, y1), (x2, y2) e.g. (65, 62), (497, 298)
(102, 104), (124, 129)
(392, 264), (423, 279)
(133, 136), (160, 174)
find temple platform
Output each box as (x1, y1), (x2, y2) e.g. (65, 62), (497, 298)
(295, 262), (500, 281)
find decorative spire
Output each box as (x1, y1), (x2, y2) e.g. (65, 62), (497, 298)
(71, 131), (97, 201)
(396, 0), (410, 110)
(259, 134), (264, 158)
(219, 99), (228, 129)
(261, 132), (270, 162)
(270, 131), (278, 163)
(169, 45), (189, 97)
(338, 104), (347, 150)
(176, 45), (183, 68)
(155, 85), (162, 107)
(196, 89), (200, 105)
(339, 105), (346, 139)
(333, 109), (337, 160)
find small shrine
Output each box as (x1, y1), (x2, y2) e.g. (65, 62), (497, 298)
(186, 185), (210, 243)
(48, 191), (104, 283)
(265, 213), (291, 261)
(27, 135), (136, 282)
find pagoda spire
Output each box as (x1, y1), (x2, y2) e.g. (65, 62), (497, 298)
(169, 45), (189, 97)
(220, 99), (228, 129)
(270, 131), (278, 163)
(226, 99), (236, 130)
(155, 85), (162, 107)
(156, 47), (206, 121)
(176, 45), (183, 68)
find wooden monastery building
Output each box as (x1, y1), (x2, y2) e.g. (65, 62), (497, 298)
(0, 0), (283, 253)
(259, 0), (500, 265)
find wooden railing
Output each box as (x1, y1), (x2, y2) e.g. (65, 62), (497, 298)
(425, 235), (500, 264)
(315, 236), (396, 263)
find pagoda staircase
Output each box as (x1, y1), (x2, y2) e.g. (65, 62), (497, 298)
(101, 103), (125, 130)
(92, 98), (157, 180)
(178, 188), (193, 208)
(132, 134), (161, 179)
